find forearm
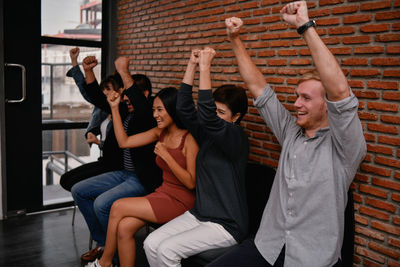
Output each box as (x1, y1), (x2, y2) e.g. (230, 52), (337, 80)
(84, 69), (96, 84)
(303, 27), (349, 101)
(110, 107), (129, 148)
(230, 37), (267, 98)
(199, 66), (211, 90)
(183, 62), (196, 86)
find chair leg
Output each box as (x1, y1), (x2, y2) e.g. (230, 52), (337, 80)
(72, 204), (76, 226)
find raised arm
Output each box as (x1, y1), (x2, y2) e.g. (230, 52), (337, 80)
(107, 91), (159, 148)
(115, 56), (134, 89)
(82, 56), (98, 84)
(226, 17), (267, 99)
(176, 51), (204, 142)
(281, 1), (349, 101)
(154, 134), (199, 190)
(182, 49), (200, 86)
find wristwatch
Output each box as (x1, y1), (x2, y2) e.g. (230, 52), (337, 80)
(297, 19), (316, 35)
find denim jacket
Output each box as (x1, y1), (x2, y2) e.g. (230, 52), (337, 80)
(66, 65), (110, 148)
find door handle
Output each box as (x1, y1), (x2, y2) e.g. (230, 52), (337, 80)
(5, 63), (26, 103)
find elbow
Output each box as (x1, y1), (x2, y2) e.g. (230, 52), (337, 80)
(186, 178), (196, 190)
(118, 140), (130, 149)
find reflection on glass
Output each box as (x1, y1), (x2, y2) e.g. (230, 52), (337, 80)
(42, 0), (102, 41)
(42, 128), (100, 206)
(41, 45), (101, 121)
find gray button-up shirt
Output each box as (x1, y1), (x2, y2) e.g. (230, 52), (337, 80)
(254, 84), (366, 267)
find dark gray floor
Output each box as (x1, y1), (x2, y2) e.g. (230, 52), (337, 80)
(0, 207), (150, 267)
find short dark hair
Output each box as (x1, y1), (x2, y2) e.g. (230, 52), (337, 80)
(132, 74), (152, 99)
(213, 84), (248, 124)
(154, 87), (186, 129)
(99, 74), (123, 92)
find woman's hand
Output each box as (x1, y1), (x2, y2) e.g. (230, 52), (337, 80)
(106, 91), (121, 109)
(154, 141), (170, 161)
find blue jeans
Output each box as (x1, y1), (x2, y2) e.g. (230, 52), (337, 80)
(71, 170), (147, 247)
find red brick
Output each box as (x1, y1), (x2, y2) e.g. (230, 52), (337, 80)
(360, 205), (390, 220)
(382, 92), (400, 101)
(261, 15), (281, 23)
(393, 192), (400, 202)
(270, 40), (291, 47)
(267, 59), (287, 66)
(365, 196), (397, 212)
(372, 220), (400, 235)
(381, 115), (400, 125)
(307, 8), (330, 18)
(329, 47), (352, 55)
(372, 177), (400, 190)
(367, 144), (393, 155)
(360, 24), (390, 33)
(355, 213), (370, 225)
(343, 14), (373, 24)
(394, 216), (400, 226)
(342, 58), (368, 66)
(261, 0), (279, 5)
(376, 34), (400, 42)
(360, 184), (389, 198)
(354, 91), (379, 99)
(358, 112), (378, 120)
(269, 23), (288, 31)
(332, 5), (358, 14)
(277, 50), (297, 56)
(329, 26), (355, 35)
(363, 133), (375, 142)
(389, 237), (400, 248)
(361, 0), (391, 11)
(368, 80), (399, 90)
(361, 164), (392, 177)
(372, 58), (400, 66)
(343, 36), (371, 44)
(354, 46), (384, 54)
(289, 59), (311, 66)
(383, 70), (400, 78)
(316, 18), (340, 26)
(389, 259), (400, 267)
(355, 225), (385, 241)
(348, 81), (365, 90)
(376, 10), (400, 20)
(367, 102), (398, 112)
(379, 136), (400, 146)
(356, 246), (385, 263)
(355, 235), (368, 245)
(320, 0), (344, 5)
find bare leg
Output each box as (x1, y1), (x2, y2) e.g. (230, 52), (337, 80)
(118, 217), (146, 267)
(98, 197), (157, 267)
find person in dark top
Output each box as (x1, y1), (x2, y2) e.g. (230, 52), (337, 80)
(143, 47), (249, 267)
(60, 47), (113, 192)
(71, 56), (162, 262)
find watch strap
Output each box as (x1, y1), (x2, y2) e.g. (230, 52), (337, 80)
(297, 19), (316, 35)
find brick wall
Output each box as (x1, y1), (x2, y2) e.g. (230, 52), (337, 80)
(116, 0), (400, 266)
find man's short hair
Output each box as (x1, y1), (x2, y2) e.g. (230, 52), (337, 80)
(298, 69), (321, 85)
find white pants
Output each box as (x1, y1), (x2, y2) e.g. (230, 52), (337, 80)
(143, 211), (237, 267)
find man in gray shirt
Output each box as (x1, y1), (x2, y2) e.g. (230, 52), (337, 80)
(208, 1), (366, 266)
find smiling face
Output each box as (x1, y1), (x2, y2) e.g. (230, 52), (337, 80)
(153, 96), (173, 129)
(294, 79), (329, 135)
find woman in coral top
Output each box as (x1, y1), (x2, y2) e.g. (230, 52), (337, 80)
(86, 86), (199, 267)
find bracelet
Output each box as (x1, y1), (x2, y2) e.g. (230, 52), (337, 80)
(297, 19), (316, 35)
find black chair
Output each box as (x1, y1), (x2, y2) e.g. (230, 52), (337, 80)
(182, 163), (355, 267)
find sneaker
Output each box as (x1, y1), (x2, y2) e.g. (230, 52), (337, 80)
(81, 246), (104, 261)
(85, 258), (114, 267)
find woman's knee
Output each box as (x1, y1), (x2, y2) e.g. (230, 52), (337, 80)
(117, 217), (137, 240)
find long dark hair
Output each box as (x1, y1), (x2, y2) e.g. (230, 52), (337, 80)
(154, 87), (186, 129)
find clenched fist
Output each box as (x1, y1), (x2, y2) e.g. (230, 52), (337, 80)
(225, 17), (243, 39)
